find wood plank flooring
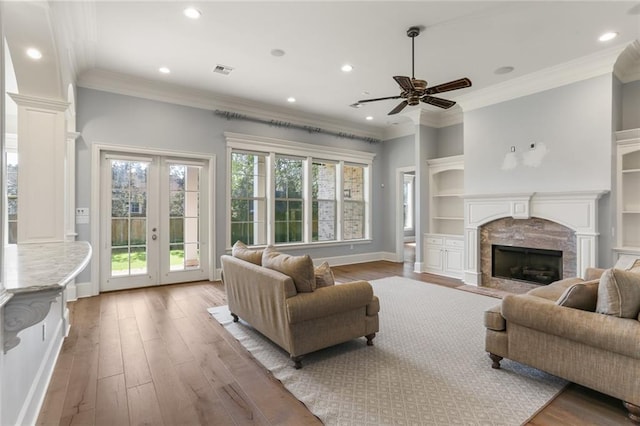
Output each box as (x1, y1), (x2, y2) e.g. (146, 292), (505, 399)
(37, 260), (630, 426)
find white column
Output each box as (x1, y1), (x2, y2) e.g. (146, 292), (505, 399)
(9, 93), (69, 243)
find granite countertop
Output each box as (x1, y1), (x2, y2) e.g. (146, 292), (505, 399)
(2, 241), (92, 294)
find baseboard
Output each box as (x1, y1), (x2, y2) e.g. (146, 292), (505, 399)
(76, 281), (95, 299)
(414, 262), (424, 273)
(403, 236), (416, 243)
(65, 283), (77, 302)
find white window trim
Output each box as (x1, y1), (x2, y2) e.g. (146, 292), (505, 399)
(225, 132), (375, 249)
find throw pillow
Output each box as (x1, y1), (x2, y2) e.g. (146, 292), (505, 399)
(262, 247), (316, 293)
(555, 280), (599, 311)
(596, 268), (640, 318)
(314, 261), (335, 288)
(231, 240), (263, 265)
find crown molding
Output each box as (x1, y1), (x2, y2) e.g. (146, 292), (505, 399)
(457, 42), (630, 112)
(8, 93), (69, 111)
(77, 69), (384, 141)
(614, 40), (640, 84)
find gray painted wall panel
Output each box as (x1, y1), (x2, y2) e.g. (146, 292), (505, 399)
(436, 123), (463, 158)
(622, 80), (640, 130)
(464, 74), (613, 195)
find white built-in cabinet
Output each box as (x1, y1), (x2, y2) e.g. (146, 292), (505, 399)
(424, 155), (464, 279)
(615, 129), (640, 259)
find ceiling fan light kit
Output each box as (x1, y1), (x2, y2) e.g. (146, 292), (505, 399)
(358, 26), (472, 115)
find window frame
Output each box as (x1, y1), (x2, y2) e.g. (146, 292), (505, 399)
(226, 132), (375, 249)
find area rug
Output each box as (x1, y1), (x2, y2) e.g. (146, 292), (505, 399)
(208, 276), (566, 425)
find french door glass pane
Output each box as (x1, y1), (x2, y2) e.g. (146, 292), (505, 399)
(168, 165), (201, 270)
(110, 160), (149, 277)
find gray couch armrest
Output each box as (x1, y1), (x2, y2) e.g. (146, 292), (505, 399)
(286, 281), (374, 324)
(502, 294), (640, 360)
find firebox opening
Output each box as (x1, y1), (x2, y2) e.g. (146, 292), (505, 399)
(492, 244), (562, 285)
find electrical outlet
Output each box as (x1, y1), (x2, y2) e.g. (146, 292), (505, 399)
(76, 207), (89, 216)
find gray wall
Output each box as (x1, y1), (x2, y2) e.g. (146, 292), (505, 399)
(76, 87), (384, 282)
(436, 123), (463, 158)
(380, 135), (414, 252)
(622, 79), (640, 130)
(464, 74), (614, 195)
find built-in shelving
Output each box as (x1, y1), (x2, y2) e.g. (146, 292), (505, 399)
(615, 129), (640, 255)
(425, 155), (465, 278)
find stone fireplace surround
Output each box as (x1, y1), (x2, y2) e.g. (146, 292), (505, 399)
(463, 191), (607, 286)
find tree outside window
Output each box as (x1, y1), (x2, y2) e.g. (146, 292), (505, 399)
(230, 152), (267, 246)
(274, 156), (303, 243)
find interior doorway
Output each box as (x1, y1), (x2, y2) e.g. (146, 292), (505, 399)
(395, 166), (416, 265)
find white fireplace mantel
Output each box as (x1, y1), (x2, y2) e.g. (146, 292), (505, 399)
(463, 191), (608, 286)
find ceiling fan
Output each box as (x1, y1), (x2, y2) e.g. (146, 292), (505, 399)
(357, 26), (472, 115)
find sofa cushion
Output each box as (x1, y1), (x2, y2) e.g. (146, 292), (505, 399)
(555, 279), (599, 311)
(314, 261), (335, 288)
(262, 247), (316, 293)
(527, 277), (584, 301)
(596, 268), (640, 318)
(231, 240), (263, 265)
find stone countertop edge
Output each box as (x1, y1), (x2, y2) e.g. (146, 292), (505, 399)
(2, 241), (92, 295)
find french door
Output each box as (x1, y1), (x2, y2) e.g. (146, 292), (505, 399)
(100, 152), (209, 291)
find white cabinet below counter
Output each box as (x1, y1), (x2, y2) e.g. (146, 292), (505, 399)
(423, 234), (464, 279)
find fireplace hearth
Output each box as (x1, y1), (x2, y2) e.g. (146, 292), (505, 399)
(492, 244), (562, 285)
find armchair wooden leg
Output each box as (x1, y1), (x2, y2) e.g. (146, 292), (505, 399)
(623, 401), (640, 423)
(230, 313), (239, 323)
(292, 356), (303, 369)
(365, 333), (376, 346)
(489, 353), (503, 369)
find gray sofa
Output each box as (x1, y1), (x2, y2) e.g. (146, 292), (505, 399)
(221, 251), (379, 368)
(484, 263), (640, 422)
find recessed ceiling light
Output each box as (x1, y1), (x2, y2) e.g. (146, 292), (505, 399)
(26, 48), (42, 60)
(271, 49), (286, 57)
(494, 66), (514, 75)
(183, 7), (202, 19)
(341, 64), (354, 72)
(159, 67), (171, 74)
(287, 97), (296, 103)
(365, 116), (373, 121)
(599, 32), (618, 42)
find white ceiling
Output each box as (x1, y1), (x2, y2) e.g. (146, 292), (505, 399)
(41, 1), (640, 131)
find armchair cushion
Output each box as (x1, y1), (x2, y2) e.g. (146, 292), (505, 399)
(596, 268), (640, 319)
(314, 261), (335, 288)
(262, 247), (316, 293)
(556, 279), (599, 311)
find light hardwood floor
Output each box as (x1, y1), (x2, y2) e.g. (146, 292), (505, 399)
(37, 260), (630, 426)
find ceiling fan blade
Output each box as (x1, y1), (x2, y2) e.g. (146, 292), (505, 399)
(388, 100), (409, 115)
(357, 95), (402, 103)
(421, 96), (456, 109)
(393, 76), (414, 92)
(425, 78), (472, 95)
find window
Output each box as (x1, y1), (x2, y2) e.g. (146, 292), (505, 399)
(230, 152), (267, 245)
(274, 156), (303, 243)
(343, 164), (365, 240)
(6, 149), (17, 244)
(226, 133), (374, 248)
(312, 161), (336, 241)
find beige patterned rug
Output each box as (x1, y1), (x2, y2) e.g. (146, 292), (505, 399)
(208, 276), (566, 425)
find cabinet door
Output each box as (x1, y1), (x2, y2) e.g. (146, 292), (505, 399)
(425, 246), (444, 271)
(444, 248), (464, 276)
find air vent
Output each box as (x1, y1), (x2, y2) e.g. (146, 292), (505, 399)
(213, 64), (234, 75)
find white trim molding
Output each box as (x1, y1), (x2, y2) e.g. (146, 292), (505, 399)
(463, 191), (607, 286)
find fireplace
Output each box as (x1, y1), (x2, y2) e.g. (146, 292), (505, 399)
(462, 191), (606, 289)
(492, 244), (562, 285)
